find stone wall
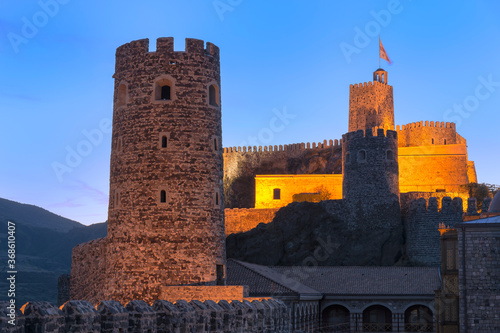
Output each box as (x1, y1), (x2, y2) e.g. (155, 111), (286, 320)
(404, 197), (463, 266)
(254, 174), (342, 209)
(399, 144), (471, 193)
(223, 142), (342, 208)
(348, 78), (394, 132)
(159, 286), (252, 303)
(225, 208), (279, 235)
(397, 121), (465, 147)
(1, 299), (290, 333)
(458, 222), (500, 332)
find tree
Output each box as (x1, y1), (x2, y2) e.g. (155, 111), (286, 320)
(461, 182), (499, 211)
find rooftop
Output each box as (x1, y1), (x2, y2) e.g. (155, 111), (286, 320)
(227, 260), (440, 297)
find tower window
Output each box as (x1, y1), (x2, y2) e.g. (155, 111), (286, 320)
(215, 191), (220, 206)
(358, 150), (366, 162)
(216, 265), (224, 286)
(209, 84), (219, 106)
(161, 136), (168, 148)
(115, 191), (120, 207)
(273, 188), (281, 200)
(346, 152), (351, 164)
(432, 138), (435, 144)
(386, 150), (394, 160)
(444, 139), (447, 145)
(160, 190), (167, 203)
(160, 85), (171, 100)
(153, 76), (175, 102)
(117, 84), (127, 107)
(213, 137), (218, 151)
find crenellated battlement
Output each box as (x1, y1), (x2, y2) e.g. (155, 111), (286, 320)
(349, 80), (392, 89)
(397, 121), (456, 131)
(223, 138), (341, 154)
(407, 197), (464, 215)
(116, 37), (219, 59)
(342, 128), (398, 142)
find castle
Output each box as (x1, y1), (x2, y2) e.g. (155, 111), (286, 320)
(223, 68), (476, 212)
(7, 37), (496, 332)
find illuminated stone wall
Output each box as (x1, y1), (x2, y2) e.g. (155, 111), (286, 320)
(348, 72), (394, 132)
(254, 174), (343, 209)
(399, 144), (472, 193)
(225, 208), (279, 235)
(71, 37), (226, 305)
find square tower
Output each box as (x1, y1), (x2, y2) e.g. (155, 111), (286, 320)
(348, 69), (394, 132)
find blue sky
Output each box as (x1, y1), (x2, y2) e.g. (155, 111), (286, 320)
(1, 0), (499, 225)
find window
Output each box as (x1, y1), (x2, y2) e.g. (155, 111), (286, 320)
(444, 139), (447, 145)
(358, 150), (366, 162)
(273, 188), (281, 200)
(117, 84), (127, 107)
(213, 137), (218, 151)
(160, 190), (167, 203)
(161, 136), (168, 148)
(216, 265), (224, 285)
(345, 152), (351, 164)
(215, 191), (220, 206)
(386, 150), (394, 160)
(160, 85), (171, 100)
(115, 191), (120, 207)
(209, 83), (219, 106)
(153, 76), (175, 102)
(432, 138), (435, 144)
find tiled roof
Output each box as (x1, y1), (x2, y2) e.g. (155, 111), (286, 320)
(226, 259), (321, 297)
(271, 266), (440, 296)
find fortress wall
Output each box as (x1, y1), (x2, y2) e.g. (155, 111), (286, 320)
(404, 197), (463, 266)
(225, 208), (280, 235)
(397, 121), (465, 147)
(223, 141), (342, 208)
(70, 238), (108, 305)
(4, 299), (290, 333)
(255, 175), (343, 209)
(160, 286), (252, 303)
(399, 144), (471, 193)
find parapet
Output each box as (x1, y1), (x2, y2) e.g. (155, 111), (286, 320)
(396, 121), (456, 131)
(223, 138), (342, 154)
(3, 298), (289, 332)
(342, 128), (398, 142)
(349, 80), (392, 89)
(407, 196), (464, 215)
(116, 37), (219, 59)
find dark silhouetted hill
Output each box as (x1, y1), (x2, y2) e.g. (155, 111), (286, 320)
(0, 198), (107, 307)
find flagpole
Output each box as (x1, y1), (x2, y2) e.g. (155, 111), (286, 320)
(379, 35), (381, 68)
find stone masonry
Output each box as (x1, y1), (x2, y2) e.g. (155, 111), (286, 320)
(71, 37), (226, 305)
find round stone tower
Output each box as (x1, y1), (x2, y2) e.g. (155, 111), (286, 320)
(107, 37), (225, 301)
(342, 128), (400, 228)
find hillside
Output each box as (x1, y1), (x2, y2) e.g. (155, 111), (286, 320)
(0, 198), (107, 306)
(0, 198), (83, 232)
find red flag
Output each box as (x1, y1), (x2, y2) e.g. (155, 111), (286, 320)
(379, 37), (392, 65)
